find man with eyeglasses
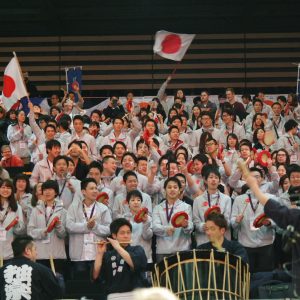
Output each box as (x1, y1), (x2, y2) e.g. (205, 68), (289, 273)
(0, 145), (24, 167)
(190, 111), (221, 155)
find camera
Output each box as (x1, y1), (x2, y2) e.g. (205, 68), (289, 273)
(288, 186), (300, 206)
(111, 98), (118, 108)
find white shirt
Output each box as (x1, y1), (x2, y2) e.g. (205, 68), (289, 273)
(80, 203), (96, 261)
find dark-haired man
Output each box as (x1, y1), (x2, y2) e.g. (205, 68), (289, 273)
(198, 213), (248, 263)
(193, 167), (231, 246)
(0, 235), (62, 300)
(231, 167), (277, 273)
(66, 178), (111, 278)
(277, 119), (300, 164)
(30, 140), (61, 187)
(92, 218), (147, 299)
(70, 115), (98, 160)
(66, 140), (90, 181)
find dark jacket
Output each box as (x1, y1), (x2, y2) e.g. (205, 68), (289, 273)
(0, 256), (62, 300)
(197, 238), (249, 264)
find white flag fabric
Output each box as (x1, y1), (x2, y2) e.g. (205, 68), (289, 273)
(153, 30), (195, 61)
(1, 56), (28, 110)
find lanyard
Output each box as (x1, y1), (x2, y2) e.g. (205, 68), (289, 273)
(47, 159), (54, 176)
(166, 201), (175, 223)
(226, 123), (234, 134)
(207, 191), (220, 207)
(248, 194), (259, 213)
(82, 203), (96, 221)
(45, 203), (56, 225)
(0, 208), (10, 225)
(57, 179), (68, 198)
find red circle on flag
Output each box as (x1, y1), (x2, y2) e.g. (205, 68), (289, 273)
(161, 34), (182, 54)
(3, 75), (16, 97)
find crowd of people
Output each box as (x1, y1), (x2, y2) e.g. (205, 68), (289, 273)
(0, 76), (300, 298)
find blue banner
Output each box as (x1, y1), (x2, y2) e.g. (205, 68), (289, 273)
(66, 67), (82, 102)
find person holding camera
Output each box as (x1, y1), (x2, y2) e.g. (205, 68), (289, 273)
(239, 161), (300, 296)
(103, 96), (126, 121)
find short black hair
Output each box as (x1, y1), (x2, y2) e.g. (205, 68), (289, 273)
(136, 139), (150, 151)
(123, 170), (138, 182)
(102, 155), (116, 165)
(170, 115), (183, 124)
(193, 153), (209, 164)
(287, 164), (300, 179)
(46, 139), (61, 151)
(284, 119), (298, 133)
(121, 152), (137, 164)
(88, 161), (103, 173)
(58, 119), (70, 131)
(81, 178), (97, 190)
(164, 176), (182, 190)
(206, 213), (228, 230)
(68, 140), (82, 149)
(113, 141), (126, 151)
(126, 189), (143, 203)
(100, 145), (114, 156)
(12, 235), (34, 257)
(202, 165), (221, 180)
(200, 111), (213, 119)
(41, 180), (59, 196)
(73, 115), (84, 123)
(110, 218), (132, 235)
(113, 117), (124, 124)
(53, 155), (69, 167)
(252, 98), (263, 106)
(168, 125), (180, 134)
(44, 124), (56, 132)
(249, 167), (264, 178)
(175, 173), (186, 183)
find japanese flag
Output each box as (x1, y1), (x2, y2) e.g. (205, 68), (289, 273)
(153, 30), (195, 61)
(1, 56), (28, 110)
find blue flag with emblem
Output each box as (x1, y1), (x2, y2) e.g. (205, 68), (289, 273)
(66, 66), (82, 102)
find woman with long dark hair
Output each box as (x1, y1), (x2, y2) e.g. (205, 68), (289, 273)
(0, 179), (26, 261)
(7, 110), (32, 165)
(13, 173), (32, 222)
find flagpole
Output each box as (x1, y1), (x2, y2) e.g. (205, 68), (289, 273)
(170, 61), (181, 77)
(12, 52), (30, 101)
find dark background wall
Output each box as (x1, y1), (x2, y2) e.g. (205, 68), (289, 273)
(0, 0), (300, 97)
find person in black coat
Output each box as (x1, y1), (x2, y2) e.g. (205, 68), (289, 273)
(197, 213), (249, 264)
(0, 235), (62, 300)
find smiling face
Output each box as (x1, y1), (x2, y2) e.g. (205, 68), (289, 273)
(128, 195), (142, 213)
(122, 155), (136, 171)
(103, 157), (117, 175)
(42, 188), (56, 202)
(165, 180), (181, 201)
(145, 121), (156, 135)
(205, 173), (220, 190)
(16, 179), (27, 193)
(0, 184), (12, 199)
(125, 175), (138, 192)
(169, 127), (180, 141)
(82, 181), (98, 202)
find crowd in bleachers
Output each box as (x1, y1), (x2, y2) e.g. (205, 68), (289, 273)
(0, 77), (300, 291)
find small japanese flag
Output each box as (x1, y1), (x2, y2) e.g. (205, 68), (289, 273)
(153, 30), (195, 61)
(1, 55), (28, 110)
